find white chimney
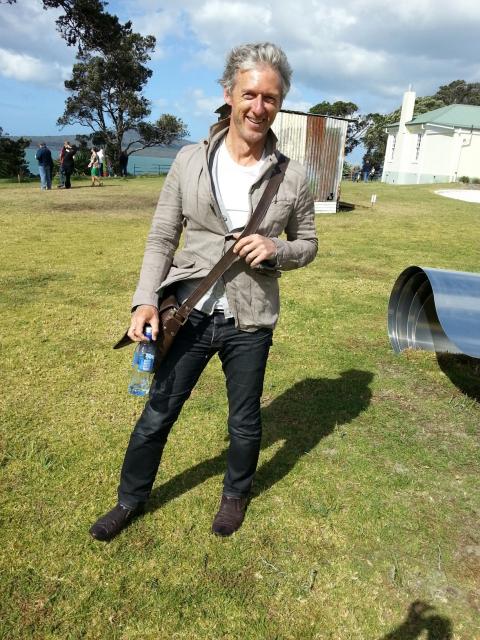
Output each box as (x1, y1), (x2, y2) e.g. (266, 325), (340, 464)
(399, 88), (416, 130)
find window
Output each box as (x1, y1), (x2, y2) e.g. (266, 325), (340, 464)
(415, 134), (423, 161)
(390, 135), (396, 160)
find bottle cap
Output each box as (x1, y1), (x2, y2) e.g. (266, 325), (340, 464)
(144, 325), (153, 339)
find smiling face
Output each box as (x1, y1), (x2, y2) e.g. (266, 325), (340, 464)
(224, 65), (283, 159)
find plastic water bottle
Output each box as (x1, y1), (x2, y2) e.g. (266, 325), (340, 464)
(128, 326), (156, 396)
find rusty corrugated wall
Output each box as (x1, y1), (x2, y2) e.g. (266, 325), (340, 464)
(271, 110), (348, 202)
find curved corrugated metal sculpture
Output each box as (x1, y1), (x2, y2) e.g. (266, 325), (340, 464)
(388, 266), (480, 359)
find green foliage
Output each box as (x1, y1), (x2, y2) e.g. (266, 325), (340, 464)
(0, 127), (30, 179)
(38, 0), (130, 54)
(471, 177), (480, 184)
(309, 100), (358, 118)
(73, 146), (91, 175)
(459, 176), (470, 183)
(436, 79), (480, 105)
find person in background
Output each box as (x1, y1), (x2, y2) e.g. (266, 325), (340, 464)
(57, 141), (68, 188)
(62, 143), (76, 189)
(362, 158), (371, 182)
(119, 150), (128, 177)
(97, 147), (105, 177)
(88, 147), (102, 186)
(89, 41), (318, 543)
(35, 142), (53, 190)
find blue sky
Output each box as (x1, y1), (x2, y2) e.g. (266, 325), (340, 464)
(1, 0), (480, 163)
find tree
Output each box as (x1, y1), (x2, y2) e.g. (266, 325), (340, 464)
(435, 79), (480, 106)
(56, 25), (188, 174)
(7, 1), (188, 174)
(72, 134), (91, 174)
(4, 0), (128, 54)
(309, 101), (368, 156)
(0, 127), (30, 180)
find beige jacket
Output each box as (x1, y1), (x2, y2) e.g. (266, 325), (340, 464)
(132, 120), (318, 331)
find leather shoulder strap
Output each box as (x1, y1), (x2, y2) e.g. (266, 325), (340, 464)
(174, 154), (290, 321)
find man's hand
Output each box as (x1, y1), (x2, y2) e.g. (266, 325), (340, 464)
(233, 233), (277, 268)
(128, 305), (160, 342)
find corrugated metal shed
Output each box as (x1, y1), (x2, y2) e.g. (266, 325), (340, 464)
(271, 110), (348, 212)
(215, 105), (349, 213)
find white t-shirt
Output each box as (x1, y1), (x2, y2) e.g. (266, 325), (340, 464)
(213, 140), (266, 231)
(176, 140), (267, 315)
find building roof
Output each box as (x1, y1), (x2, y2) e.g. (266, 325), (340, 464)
(387, 104), (480, 130)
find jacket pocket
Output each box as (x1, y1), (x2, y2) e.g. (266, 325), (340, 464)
(258, 199), (294, 236)
(171, 251), (196, 269)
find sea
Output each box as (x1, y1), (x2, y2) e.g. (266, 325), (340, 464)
(25, 148), (173, 176)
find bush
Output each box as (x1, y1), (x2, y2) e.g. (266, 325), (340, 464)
(0, 129), (30, 179)
(471, 177), (480, 185)
(73, 147), (91, 175)
(459, 176), (470, 183)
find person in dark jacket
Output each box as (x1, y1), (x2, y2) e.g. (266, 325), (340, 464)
(35, 143), (53, 190)
(62, 144), (77, 189)
(362, 159), (371, 182)
(57, 141), (68, 188)
(119, 150), (128, 177)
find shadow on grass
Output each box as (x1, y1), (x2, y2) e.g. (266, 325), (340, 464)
(436, 353), (480, 402)
(338, 201), (355, 211)
(380, 600), (452, 639)
(149, 368), (373, 510)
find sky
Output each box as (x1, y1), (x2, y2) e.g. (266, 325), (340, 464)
(1, 0), (480, 162)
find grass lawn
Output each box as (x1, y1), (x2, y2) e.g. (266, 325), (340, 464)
(0, 176), (479, 639)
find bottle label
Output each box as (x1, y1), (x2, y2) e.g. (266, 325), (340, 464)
(138, 352), (155, 372)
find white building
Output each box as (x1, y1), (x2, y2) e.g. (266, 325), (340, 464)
(381, 91), (480, 184)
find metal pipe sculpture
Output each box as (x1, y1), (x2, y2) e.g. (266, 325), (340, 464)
(388, 266), (480, 359)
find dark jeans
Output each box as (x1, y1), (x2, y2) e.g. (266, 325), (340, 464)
(64, 169), (73, 189)
(118, 310), (273, 508)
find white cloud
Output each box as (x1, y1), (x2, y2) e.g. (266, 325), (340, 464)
(0, 49), (70, 89)
(3, 0), (480, 129)
(152, 97), (169, 108)
(173, 0), (480, 112)
(282, 99), (313, 113)
(188, 88), (222, 117)
(0, 0), (74, 89)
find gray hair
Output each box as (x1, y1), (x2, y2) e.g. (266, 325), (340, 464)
(219, 42), (292, 101)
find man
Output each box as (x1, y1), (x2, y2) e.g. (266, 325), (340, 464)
(362, 158), (371, 182)
(90, 42), (318, 541)
(35, 142), (53, 190)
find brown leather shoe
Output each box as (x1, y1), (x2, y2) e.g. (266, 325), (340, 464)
(212, 495), (248, 537)
(89, 503), (144, 541)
